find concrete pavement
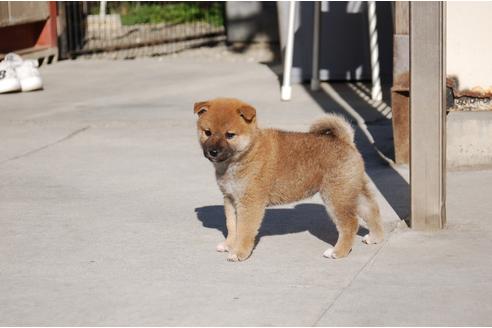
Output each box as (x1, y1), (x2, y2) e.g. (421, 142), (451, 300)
(1, 58), (491, 325)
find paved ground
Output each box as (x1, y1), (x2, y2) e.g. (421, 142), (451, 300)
(1, 57), (491, 326)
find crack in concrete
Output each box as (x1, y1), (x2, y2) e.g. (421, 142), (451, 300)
(0, 126), (90, 165)
(311, 232), (394, 326)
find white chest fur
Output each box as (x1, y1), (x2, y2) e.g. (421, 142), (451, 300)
(216, 162), (245, 200)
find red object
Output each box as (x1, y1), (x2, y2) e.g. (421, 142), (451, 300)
(0, 1), (57, 54)
(37, 1), (58, 48)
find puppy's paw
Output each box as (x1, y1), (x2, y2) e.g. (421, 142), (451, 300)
(227, 253), (239, 262)
(323, 247), (338, 259)
(323, 247), (351, 259)
(362, 233), (383, 245)
(227, 249), (251, 262)
(216, 241), (230, 252)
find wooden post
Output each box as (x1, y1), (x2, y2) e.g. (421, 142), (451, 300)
(410, 2), (446, 230)
(391, 2), (410, 164)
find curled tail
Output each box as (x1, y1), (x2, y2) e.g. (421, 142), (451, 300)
(309, 114), (355, 144)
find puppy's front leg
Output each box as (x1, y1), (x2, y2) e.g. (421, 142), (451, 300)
(216, 196), (236, 252)
(228, 200), (265, 262)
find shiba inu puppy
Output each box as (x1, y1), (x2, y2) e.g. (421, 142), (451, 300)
(194, 98), (383, 261)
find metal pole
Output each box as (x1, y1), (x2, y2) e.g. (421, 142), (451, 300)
(99, 1), (107, 18)
(281, 1), (296, 101)
(410, 2), (446, 230)
(367, 1), (382, 101)
(311, 1), (320, 91)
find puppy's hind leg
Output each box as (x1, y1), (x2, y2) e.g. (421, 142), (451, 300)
(217, 196), (236, 252)
(358, 179), (384, 244)
(320, 189), (359, 259)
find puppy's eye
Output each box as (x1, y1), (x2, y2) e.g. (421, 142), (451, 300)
(225, 132), (236, 140)
(204, 129), (212, 137)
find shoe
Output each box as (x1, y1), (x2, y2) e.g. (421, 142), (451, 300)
(4, 52), (23, 67)
(4, 53), (43, 92)
(16, 59), (43, 92)
(0, 60), (21, 94)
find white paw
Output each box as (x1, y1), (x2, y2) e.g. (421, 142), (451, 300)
(216, 241), (229, 252)
(323, 247), (338, 259)
(362, 233), (383, 244)
(227, 253), (239, 262)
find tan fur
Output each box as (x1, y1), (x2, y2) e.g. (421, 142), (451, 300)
(309, 114), (355, 144)
(194, 98), (384, 261)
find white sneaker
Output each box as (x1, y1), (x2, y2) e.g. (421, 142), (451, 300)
(0, 60), (21, 94)
(16, 60), (43, 92)
(4, 52), (24, 67)
(4, 53), (43, 92)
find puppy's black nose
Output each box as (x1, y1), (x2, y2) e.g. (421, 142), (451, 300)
(208, 149), (219, 157)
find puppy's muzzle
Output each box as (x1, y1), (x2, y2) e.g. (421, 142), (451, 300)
(208, 148), (219, 159)
(204, 147), (231, 163)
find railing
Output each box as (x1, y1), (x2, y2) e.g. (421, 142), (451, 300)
(59, 1), (226, 59)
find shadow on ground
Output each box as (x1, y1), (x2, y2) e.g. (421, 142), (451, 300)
(302, 83), (410, 221)
(261, 53), (409, 221)
(195, 204), (369, 247)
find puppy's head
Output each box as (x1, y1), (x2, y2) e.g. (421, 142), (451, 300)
(193, 98), (257, 163)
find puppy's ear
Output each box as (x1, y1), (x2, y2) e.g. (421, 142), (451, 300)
(194, 101), (209, 116)
(237, 104), (256, 123)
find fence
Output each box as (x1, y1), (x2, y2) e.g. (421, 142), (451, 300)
(59, 1), (226, 59)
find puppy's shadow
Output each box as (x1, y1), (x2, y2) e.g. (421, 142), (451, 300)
(195, 203), (369, 246)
